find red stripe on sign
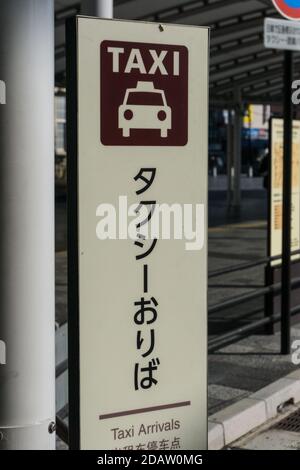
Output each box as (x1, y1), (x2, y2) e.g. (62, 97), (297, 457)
(99, 401), (191, 420)
(273, 0), (300, 19)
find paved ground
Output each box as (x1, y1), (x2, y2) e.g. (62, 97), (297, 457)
(208, 327), (300, 415)
(208, 175), (264, 192)
(230, 402), (300, 450)
(208, 190), (267, 227)
(208, 221), (266, 306)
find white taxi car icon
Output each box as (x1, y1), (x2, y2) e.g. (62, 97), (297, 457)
(118, 81), (171, 138)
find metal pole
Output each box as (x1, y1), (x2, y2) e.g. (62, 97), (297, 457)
(0, 0), (55, 449)
(227, 108), (233, 208)
(233, 88), (242, 211)
(281, 50), (293, 355)
(248, 105), (253, 178)
(81, 0), (113, 17)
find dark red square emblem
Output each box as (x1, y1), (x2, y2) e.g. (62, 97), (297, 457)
(100, 40), (188, 146)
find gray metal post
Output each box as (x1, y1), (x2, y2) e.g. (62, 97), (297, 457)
(0, 0), (55, 449)
(281, 51), (293, 355)
(232, 89), (242, 211)
(81, 0), (113, 17)
(227, 108), (234, 208)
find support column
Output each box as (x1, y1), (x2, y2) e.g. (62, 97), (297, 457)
(281, 50), (293, 355)
(0, 0), (55, 449)
(81, 0), (113, 17)
(227, 108), (234, 208)
(232, 88), (242, 211)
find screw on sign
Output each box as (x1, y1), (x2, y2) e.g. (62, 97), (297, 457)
(100, 41), (188, 146)
(272, 0), (300, 19)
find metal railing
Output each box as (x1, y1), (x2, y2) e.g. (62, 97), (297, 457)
(208, 248), (300, 351)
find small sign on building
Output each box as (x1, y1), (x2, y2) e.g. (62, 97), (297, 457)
(264, 17), (300, 50)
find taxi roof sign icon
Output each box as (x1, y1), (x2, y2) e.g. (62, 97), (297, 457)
(135, 81), (155, 91)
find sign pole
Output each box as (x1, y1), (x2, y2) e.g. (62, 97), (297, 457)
(281, 49), (293, 355)
(232, 88), (242, 212)
(0, 0), (55, 449)
(81, 0), (113, 17)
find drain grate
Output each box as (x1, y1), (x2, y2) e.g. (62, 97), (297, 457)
(272, 409), (300, 433)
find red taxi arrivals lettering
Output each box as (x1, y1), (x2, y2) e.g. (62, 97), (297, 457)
(100, 40), (188, 146)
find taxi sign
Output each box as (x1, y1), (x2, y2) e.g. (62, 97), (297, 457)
(66, 16), (209, 451)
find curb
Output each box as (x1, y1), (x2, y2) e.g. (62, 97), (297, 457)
(208, 369), (300, 450)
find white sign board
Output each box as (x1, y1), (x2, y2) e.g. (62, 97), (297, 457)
(264, 17), (300, 50)
(67, 16), (208, 451)
(270, 118), (300, 266)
